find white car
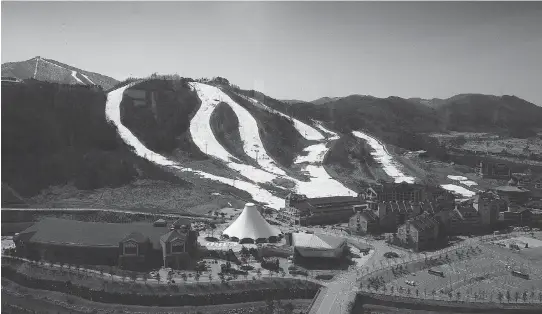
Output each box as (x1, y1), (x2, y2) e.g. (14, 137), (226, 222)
(405, 280), (417, 287)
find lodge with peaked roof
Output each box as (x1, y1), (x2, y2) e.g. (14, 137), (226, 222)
(279, 193), (365, 226)
(348, 210), (379, 235)
(396, 212), (440, 252)
(13, 218), (197, 271)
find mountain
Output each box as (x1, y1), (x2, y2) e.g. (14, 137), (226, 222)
(1, 56), (119, 90)
(408, 94), (542, 135)
(3, 68), (542, 211)
(282, 99), (307, 104)
(311, 96), (343, 105)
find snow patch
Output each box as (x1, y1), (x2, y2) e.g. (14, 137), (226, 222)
(440, 184), (476, 198)
(447, 175), (468, 181)
(352, 131), (415, 184)
(71, 71), (84, 84)
(447, 175), (478, 187)
(80, 73), (94, 85)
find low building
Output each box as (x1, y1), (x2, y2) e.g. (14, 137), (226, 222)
(290, 232), (347, 259)
(510, 172), (542, 200)
(280, 193), (364, 226)
(450, 200), (482, 235)
(473, 190), (505, 225)
(476, 161), (511, 180)
(363, 182), (453, 203)
(500, 208), (533, 227)
(349, 210), (379, 235)
(396, 212), (440, 252)
(492, 185), (531, 209)
(14, 218), (197, 271)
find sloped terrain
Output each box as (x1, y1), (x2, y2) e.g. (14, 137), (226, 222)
(1, 57), (118, 90)
(223, 89), (310, 168)
(209, 102), (255, 165)
(1, 80), (135, 197)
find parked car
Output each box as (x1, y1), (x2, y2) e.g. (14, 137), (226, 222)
(384, 252), (400, 258)
(405, 280), (417, 287)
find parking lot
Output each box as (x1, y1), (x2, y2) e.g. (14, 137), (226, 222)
(384, 248), (542, 301)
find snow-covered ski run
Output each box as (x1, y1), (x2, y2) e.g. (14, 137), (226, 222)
(190, 82), (357, 198)
(105, 82), (284, 210)
(80, 73), (94, 85)
(242, 95), (324, 141)
(352, 131), (416, 184)
(190, 82), (286, 182)
(71, 71), (84, 84)
(350, 131), (476, 198)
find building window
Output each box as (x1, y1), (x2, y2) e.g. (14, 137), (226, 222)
(171, 241), (184, 253)
(123, 241), (138, 255)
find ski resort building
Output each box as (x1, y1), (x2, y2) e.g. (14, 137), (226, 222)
(222, 203), (282, 243)
(492, 185), (531, 209)
(348, 210), (379, 235)
(288, 232), (347, 259)
(279, 193), (365, 226)
(395, 212), (440, 252)
(476, 161), (511, 180)
(13, 218), (197, 271)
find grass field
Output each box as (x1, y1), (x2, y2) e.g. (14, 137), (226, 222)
(27, 179), (246, 215)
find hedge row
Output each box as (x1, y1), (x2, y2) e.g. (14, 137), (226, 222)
(1, 266), (319, 307)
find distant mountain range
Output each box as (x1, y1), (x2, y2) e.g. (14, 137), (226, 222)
(1, 56), (118, 90)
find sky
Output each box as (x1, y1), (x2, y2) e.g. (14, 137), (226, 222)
(2, 1), (542, 105)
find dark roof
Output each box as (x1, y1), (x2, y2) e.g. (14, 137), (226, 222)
(16, 218), (170, 249)
(172, 218), (191, 227)
(160, 229), (187, 243)
(354, 210), (378, 223)
(290, 195), (362, 213)
(372, 182), (422, 193)
(456, 204), (479, 217)
(494, 186), (530, 193)
(307, 196), (361, 207)
(406, 212), (438, 231)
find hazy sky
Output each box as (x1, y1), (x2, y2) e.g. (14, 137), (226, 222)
(2, 1), (542, 105)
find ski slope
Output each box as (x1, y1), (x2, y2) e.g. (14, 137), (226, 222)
(230, 92), (356, 197)
(313, 121), (340, 140)
(352, 131), (416, 184)
(105, 82), (283, 209)
(81, 73), (94, 85)
(189, 82), (282, 182)
(244, 96), (324, 141)
(351, 130), (476, 198)
(71, 71), (84, 84)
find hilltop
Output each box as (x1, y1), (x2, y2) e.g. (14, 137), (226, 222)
(1, 56), (118, 90)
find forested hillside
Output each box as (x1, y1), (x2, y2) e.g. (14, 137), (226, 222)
(1, 79), (138, 196)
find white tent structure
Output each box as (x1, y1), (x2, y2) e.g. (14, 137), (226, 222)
(222, 203), (282, 242)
